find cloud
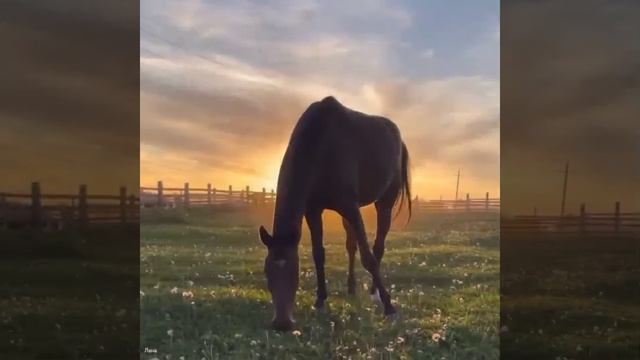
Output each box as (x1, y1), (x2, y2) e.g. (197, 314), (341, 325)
(419, 49), (435, 59)
(1, 1), (139, 193)
(140, 0), (499, 197)
(502, 0), (640, 213)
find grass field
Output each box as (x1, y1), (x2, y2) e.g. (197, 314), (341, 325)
(0, 226), (139, 359)
(140, 208), (499, 360)
(501, 232), (640, 359)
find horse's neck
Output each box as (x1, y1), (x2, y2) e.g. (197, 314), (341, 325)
(272, 152), (310, 242)
(273, 193), (304, 242)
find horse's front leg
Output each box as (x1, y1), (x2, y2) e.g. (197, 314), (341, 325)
(305, 208), (327, 309)
(342, 217), (358, 295)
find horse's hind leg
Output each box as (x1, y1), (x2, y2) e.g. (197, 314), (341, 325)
(338, 203), (396, 316)
(342, 217), (358, 295)
(306, 207), (327, 309)
(370, 188), (396, 296)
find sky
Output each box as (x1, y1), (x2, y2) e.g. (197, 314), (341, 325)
(0, 1), (139, 195)
(502, 0), (640, 215)
(140, 0), (500, 200)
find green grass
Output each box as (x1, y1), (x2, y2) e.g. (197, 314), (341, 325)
(501, 233), (640, 359)
(140, 209), (499, 359)
(0, 226), (139, 359)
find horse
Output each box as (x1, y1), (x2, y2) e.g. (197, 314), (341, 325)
(259, 95), (411, 331)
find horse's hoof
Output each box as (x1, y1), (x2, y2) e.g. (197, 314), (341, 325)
(272, 318), (295, 332)
(370, 289), (382, 304)
(313, 299), (325, 310)
(384, 311), (399, 323)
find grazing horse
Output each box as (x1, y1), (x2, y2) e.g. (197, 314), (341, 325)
(259, 96), (411, 331)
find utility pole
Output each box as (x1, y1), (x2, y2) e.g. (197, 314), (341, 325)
(560, 161), (569, 216)
(455, 169), (461, 200)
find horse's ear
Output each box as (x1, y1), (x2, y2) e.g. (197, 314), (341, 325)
(259, 225), (272, 247)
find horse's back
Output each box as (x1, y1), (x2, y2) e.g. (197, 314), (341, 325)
(292, 96), (403, 205)
(302, 96), (401, 151)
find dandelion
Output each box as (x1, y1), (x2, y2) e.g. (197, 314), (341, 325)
(167, 329), (174, 337)
(187, 280), (194, 286)
(396, 336), (405, 344)
(292, 330), (301, 336)
(182, 291), (194, 300)
(250, 340), (258, 346)
(431, 333), (441, 342)
(419, 261), (427, 267)
(235, 333), (243, 339)
(170, 287), (179, 294)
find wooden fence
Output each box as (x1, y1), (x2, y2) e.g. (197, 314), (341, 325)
(414, 192), (500, 213)
(502, 201), (640, 237)
(140, 181), (276, 208)
(141, 182), (500, 213)
(0, 182), (139, 230)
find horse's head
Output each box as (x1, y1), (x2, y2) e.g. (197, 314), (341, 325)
(259, 226), (299, 331)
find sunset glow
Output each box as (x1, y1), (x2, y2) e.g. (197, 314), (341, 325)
(140, 0), (499, 199)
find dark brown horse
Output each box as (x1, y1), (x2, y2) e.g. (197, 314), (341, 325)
(259, 96), (411, 331)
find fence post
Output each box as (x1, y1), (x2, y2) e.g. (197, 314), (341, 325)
(212, 187), (216, 204)
(485, 192), (489, 211)
(183, 182), (190, 207)
(579, 203), (586, 234)
(207, 183), (212, 207)
(128, 194), (136, 222)
(228, 185), (233, 203)
(262, 187), (266, 204)
(465, 193), (470, 212)
(614, 201), (620, 233)
(157, 181), (164, 207)
(271, 189), (275, 203)
(246, 186), (250, 204)
(78, 184), (88, 226)
(31, 181), (42, 228)
(120, 186), (127, 223)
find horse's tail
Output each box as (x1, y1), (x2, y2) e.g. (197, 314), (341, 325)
(394, 142), (412, 223)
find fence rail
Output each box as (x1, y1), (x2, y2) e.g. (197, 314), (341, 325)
(414, 192), (500, 213)
(503, 201), (640, 237)
(140, 181), (276, 208)
(141, 181), (500, 214)
(0, 182), (139, 230)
